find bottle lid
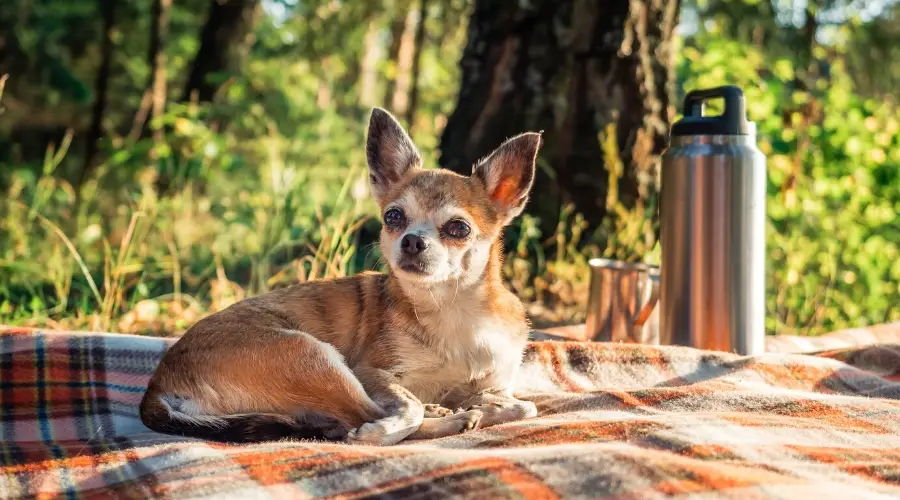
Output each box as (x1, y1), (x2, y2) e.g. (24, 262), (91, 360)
(671, 85), (755, 136)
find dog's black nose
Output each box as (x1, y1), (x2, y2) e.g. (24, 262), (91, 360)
(401, 234), (427, 255)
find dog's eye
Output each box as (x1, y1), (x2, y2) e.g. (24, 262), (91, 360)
(383, 208), (406, 229)
(442, 219), (471, 239)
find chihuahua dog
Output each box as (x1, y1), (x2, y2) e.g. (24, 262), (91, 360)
(140, 108), (542, 446)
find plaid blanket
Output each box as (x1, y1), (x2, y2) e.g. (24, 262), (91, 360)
(539, 321), (900, 354)
(2, 327), (900, 499)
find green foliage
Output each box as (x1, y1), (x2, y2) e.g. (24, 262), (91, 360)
(0, 0), (469, 334)
(1, 1), (898, 336)
(679, 33), (900, 334)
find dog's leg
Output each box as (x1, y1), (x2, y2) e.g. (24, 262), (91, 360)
(404, 410), (483, 440)
(458, 392), (537, 428)
(423, 404), (458, 418)
(345, 366), (425, 446)
(142, 328), (386, 442)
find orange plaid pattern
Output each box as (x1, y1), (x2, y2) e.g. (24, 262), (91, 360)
(1, 326), (899, 498)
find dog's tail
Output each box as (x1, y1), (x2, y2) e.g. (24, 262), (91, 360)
(139, 392), (339, 443)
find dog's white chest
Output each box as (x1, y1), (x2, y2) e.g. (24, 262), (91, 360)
(395, 318), (526, 403)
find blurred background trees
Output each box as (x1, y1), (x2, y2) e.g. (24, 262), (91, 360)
(1, 0), (898, 336)
(440, 0), (679, 241)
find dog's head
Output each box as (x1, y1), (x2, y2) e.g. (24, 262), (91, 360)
(366, 108), (542, 286)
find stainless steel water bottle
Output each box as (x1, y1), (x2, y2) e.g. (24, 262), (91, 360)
(659, 85), (766, 356)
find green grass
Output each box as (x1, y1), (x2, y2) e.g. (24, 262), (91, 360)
(0, 138), (603, 336)
(0, 183), (598, 336)
(0, 64), (644, 336)
(4, 40), (900, 338)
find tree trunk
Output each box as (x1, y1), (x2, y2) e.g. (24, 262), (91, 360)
(131, 0), (173, 143)
(358, 20), (381, 108)
(440, 0), (681, 234)
(389, 8), (418, 119)
(78, 0), (117, 191)
(793, 0), (817, 91)
(149, 0), (172, 142)
(405, 0), (429, 135)
(382, 0), (411, 110)
(782, 0), (819, 206)
(182, 0), (260, 103)
(335, 4), (380, 115)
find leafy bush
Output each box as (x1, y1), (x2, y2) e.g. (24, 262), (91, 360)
(678, 33), (900, 334)
(2, 8), (898, 337)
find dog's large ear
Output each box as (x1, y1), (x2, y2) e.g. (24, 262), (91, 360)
(366, 108), (421, 203)
(473, 132), (542, 223)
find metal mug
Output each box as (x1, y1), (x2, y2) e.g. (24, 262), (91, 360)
(585, 258), (660, 343)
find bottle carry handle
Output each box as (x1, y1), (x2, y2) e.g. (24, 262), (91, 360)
(673, 85), (752, 136)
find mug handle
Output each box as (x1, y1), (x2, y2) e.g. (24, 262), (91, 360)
(633, 274), (660, 329)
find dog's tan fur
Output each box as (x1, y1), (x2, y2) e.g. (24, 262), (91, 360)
(140, 108), (542, 445)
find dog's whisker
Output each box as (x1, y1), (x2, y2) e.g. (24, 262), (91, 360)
(412, 300), (422, 323)
(427, 287), (440, 312)
(362, 243), (380, 265)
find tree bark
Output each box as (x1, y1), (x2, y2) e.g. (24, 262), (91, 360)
(182, 0), (261, 103)
(782, 0), (820, 205)
(382, 0), (412, 110)
(79, 0), (117, 191)
(389, 8), (417, 118)
(440, 0), (681, 234)
(787, 0), (817, 93)
(405, 0), (429, 135)
(149, 0), (173, 142)
(131, 0), (173, 143)
(334, 3), (380, 115)
(358, 20), (381, 108)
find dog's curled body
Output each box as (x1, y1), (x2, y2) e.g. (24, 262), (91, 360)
(140, 108), (542, 445)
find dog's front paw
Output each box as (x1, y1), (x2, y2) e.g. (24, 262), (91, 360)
(516, 400), (539, 419)
(423, 404), (457, 418)
(449, 409), (483, 433)
(469, 400), (537, 427)
(405, 409), (484, 441)
(346, 422), (396, 446)
(346, 418), (419, 446)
